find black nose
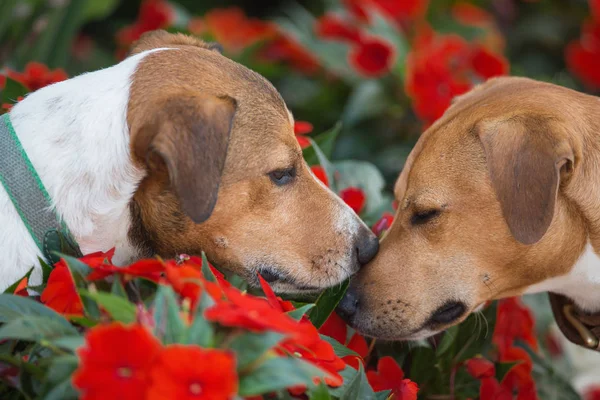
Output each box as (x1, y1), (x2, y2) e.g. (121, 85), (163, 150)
(428, 301), (466, 325)
(356, 228), (379, 265)
(337, 286), (360, 321)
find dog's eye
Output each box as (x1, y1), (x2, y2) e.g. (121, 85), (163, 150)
(268, 168), (296, 186)
(411, 209), (440, 225)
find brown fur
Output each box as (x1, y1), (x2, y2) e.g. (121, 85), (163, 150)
(125, 31), (376, 293)
(344, 77), (600, 340)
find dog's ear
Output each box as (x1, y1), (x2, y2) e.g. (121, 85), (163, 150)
(477, 118), (574, 245)
(133, 94), (236, 223)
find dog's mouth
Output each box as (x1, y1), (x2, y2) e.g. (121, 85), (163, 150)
(253, 266), (334, 294)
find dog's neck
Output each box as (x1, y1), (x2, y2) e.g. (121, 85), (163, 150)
(1, 50), (166, 280)
(525, 100), (600, 312)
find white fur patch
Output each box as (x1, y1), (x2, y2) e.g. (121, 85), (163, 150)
(0, 48), (170, 290)
(524, 243), (600, 312)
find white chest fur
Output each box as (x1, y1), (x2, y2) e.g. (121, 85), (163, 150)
(525, 243), (600, 312)
(0, 49), (169, 290)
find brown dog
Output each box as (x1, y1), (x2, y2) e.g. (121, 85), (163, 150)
(0, 30), (378, 293)
(338, 76), (600, 344)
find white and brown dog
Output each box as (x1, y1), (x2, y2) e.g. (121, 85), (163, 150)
(0, 31), (379, 293)
(338, 77), (600, 391)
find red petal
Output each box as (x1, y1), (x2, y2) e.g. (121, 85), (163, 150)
(293, 121), (314, 135)
(315, 14), (362, 44)
(465, 357), (495, 379)
(340, 187), (366, 214)
(349, 37), (396, 78)
(311, 165), (329, 187)
(296, 135), (311, 149)
(318, 312), (347, 344)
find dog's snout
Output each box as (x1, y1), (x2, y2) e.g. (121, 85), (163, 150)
(355, 229), (379, 265)
(337, 287), (360, 321)
(428, 301), (466, 326)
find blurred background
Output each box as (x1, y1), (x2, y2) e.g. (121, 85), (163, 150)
(1, 0), (597, 188)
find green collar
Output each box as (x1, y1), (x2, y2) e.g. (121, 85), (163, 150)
(0, 113), (82, 265)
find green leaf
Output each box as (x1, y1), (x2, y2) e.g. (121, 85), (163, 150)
(339, 363), (376, 400)
(238, 356), (328, 396)
(307, 138), (337, 191)
(40, 257), (53, 284)
(375, 391), (392, 400)
(201, 252), (217, 283)
(80, 290), (136, 324)
(48, 335), (84, 352)
(333, 160), (387, 216)
(320, 335), (360, 358)
(0, 77), (29, 104)
(303, 123), (342, 165)
(287, 304), (315, 321)
(185, 291), (215, 347)
(41, 355), (79, 400)
(0, 294), (68, 323)
(3, 267), (34, 295)
(68, 316), (97, 328)
(229, 331), (285, 370)
(342, 81), (387, 127)
(495, 361), (518, 383)
(153, 285), (185, 345)
(0, 315), (77, 342)
(435, 325), (459, 357)
(309, 382), (332, 400)
(309, 279), (350, 328)
(111, 278), (128, 299)
(452, 302), (498, 363)
(82, 0), (120, 22)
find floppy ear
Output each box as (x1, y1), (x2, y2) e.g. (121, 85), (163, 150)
(133, 93), (236, 223)
(477, 118), (573, 245)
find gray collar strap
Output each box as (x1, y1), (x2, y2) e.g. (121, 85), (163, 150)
(0, 113), (82, 265)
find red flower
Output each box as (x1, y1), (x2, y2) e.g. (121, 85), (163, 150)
(340, 187), (366, 214)
(258, 274), (295, 313)
(372, 212), (394, 237)
(343, 0), (428, 23)
(147, 345), (238, 400)
(72, 323), (162, 400)
(84, 249), (162, 283)
(311, 165), (329, 187)
(493, 298), (538, 355)
(14, 277), (28, 297)
(279, 321), (346, 387)
(566, 20), (600, 89)
(41, 262), (84, 317)
(586, 386), (600, 400)
(116, 0), (174, 50)
(0, 75), (5, 89)
(6, 62), (67, 92)
(406, 33), (508, 124)
(315, 14), (362, 43)
(480, 377), (512, 400)
(259, 36), (320, 74)
(204, 8), (277, 53)
(318, 312), (369, 369)
(471, 46), (509, 79)
(366, 357), (418, 400)
(349, 37), (396, 78)
(294, 121), (313, 149)
(465, 357), (495, 379)
(319, 312), (348, 344)
(205, 285), (300, 334)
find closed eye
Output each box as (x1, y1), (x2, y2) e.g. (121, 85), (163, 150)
(411, 209), (440, 225)
(268, 167), (296, 186)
